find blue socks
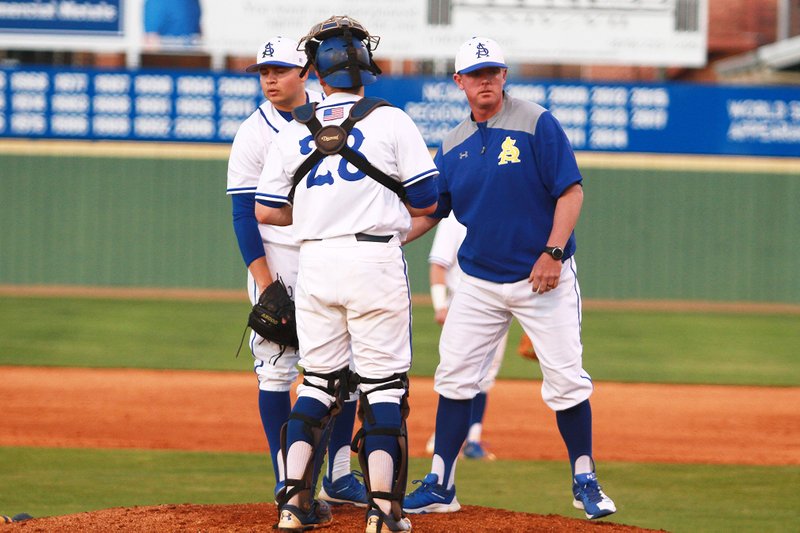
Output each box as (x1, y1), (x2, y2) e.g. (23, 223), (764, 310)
(258, 390), (291, 484)
(363, 402), (402, 458)
(432, 396), (471, 488)
(555, 399), (593, 474)
(470, 392), (487, 428)
(328, 398), (358, 478)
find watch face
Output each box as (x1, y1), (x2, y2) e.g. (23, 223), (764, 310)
(550, 247), (564, 260)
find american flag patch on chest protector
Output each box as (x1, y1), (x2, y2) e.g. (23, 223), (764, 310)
(323, 107), (344, 121)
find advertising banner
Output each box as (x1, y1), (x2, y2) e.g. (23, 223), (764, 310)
(1, 66), (799, 157)
(0, 0), (123, 34)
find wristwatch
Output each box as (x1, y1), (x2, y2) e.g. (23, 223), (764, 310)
(543, 246), (564, 260)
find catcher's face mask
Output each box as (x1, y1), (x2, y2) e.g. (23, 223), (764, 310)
(298, 14), (382, 89)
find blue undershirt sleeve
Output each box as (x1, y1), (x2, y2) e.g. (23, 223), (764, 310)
(256, 198), (287, 209)
(430, 189), (451, 218)
(405, 175), (438, 209)
(231, 193), (265, 267)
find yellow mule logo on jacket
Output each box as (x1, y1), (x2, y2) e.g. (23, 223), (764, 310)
(498, 136), (520, 165)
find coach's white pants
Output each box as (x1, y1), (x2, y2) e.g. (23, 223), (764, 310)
(295, 235), (412, 407)
(435, 257), (593, 411)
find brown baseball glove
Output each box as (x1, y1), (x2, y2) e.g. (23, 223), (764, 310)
(248, 279), (299, 349)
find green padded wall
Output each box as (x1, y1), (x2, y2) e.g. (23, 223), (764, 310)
(1, 151), (798, 303)
(577, 167), (799, 303)
(1, 154), (240, 289)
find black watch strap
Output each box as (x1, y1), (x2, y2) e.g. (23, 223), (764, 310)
(543, 246), (564, 260)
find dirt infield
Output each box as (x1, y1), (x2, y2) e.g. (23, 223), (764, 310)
(2, 367), (798, 464)
(2, 366), (798, 531)
(0, 503), (667, 532)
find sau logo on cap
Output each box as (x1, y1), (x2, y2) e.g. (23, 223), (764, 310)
(245, 36), (306, 72)
(455, 37), (507, 74)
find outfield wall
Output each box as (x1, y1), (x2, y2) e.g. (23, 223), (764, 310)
(1, 144), (797, 304)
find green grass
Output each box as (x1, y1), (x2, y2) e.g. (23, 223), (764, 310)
(0, 447), (796, 533)
(1, 295), (797, 532)
(1, 296), (798, 385)
(0, 296), (252, 371)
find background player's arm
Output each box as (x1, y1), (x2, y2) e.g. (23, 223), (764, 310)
(429, 262), (449, 325)
(529, 183), (583, 293)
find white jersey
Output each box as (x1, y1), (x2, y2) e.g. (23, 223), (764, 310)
(428, 214), (467, 296)
(257, 92), (438, 241)
(227, 90), (323, 246)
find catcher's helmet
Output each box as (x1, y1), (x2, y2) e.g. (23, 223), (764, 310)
(298, 15), (381, 89)
(315, 35), (377, 88)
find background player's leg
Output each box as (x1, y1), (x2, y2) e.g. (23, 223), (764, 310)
(464, 330), (506, 460)
(328, 397), (357, 480)
(466, 392), (487, 443)
(319, 397), (367, 506)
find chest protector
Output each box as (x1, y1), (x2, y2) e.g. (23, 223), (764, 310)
(289, 97), (407, 203)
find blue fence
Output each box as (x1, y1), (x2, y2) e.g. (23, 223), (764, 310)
(1, 65), (799, 156)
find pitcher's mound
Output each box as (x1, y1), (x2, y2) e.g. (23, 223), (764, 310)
(2, 503), (663, 532)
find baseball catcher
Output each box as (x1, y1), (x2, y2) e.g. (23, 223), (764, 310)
(248, 279), (298, 357)
(255, 13), (439, 532)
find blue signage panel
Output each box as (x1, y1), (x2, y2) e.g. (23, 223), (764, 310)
(373, 77), (800, 158)
(1, 65), (799, 157)
(0, 0), (123, 34)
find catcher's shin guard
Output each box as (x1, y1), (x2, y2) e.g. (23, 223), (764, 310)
(276, 366), (356, 512)
(350, 373), (410, 525)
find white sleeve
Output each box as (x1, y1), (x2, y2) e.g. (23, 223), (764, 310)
(256, 138), (293, 206)
(428, 215), (463, 268)
(392, 110), (438, 187)
(227, 113), (267, 195)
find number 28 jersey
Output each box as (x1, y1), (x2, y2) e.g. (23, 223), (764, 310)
(256, 92), (438, 242)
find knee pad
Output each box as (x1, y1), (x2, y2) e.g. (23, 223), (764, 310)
(277, 366), (356, 510)
(350, 372), (410, 522)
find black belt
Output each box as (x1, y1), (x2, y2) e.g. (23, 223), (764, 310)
(355, 232), (393, 243)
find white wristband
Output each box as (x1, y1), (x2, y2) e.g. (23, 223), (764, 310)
(430, 284), (448, 312)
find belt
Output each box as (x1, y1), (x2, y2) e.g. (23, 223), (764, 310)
(354, 232), (393, 243)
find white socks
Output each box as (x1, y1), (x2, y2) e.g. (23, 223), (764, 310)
(466, 422), (483, 443)
(574, 455), (593, 476)
(368, 450), (395, 515)
(285, 441), (313, 506)
(330, 445), (351, 482)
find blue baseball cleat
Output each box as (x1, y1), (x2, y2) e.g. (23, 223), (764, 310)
(402, 473), (461, 514)
(572, 472), (616, 519)
(318, 472), (368, 507)
(462, 440), (496, 461)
